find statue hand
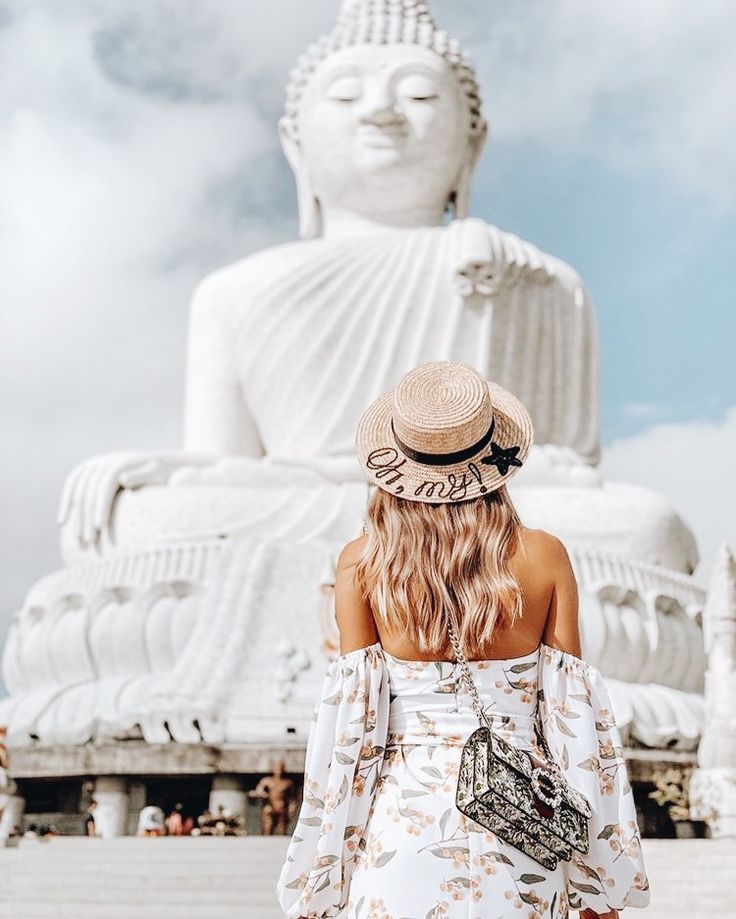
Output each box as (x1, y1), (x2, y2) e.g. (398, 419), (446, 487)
(57, 451), (217, 550)
(117, 454), (216, 489)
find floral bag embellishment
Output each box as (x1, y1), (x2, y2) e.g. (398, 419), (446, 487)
(481, 443), (523, 476)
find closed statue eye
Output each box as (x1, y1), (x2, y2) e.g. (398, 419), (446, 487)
(397, 75), (440, 102)
(325, 76), (363, 102)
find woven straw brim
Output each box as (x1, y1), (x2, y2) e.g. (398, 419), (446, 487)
(355, 380), (533, 505)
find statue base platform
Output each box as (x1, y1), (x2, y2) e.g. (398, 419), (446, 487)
(1, 528), (706, 754)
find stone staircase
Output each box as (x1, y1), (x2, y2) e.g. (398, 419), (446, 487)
(0, 836), (730, 918)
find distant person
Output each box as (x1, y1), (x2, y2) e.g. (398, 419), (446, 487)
(249, 761), (295, 835)
(83, 801), (97, 837)
(137, 804), (165, 837)
(0, 725), (10, 776)
(0, 723), (19, 837)
(165, 803), (184, 836)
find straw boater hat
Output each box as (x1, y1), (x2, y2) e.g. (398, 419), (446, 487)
(355, 361), (533, 505)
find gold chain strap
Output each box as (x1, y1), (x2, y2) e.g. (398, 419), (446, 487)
(446, 615), (565, 781)
(446, 614), (493, 729)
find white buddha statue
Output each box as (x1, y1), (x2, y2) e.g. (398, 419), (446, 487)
(1, 0), (704, 756)
(57, 0), (604, 563)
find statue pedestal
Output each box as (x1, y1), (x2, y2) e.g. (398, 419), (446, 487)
(0, 794), (24, 841)
(93, 777), (129, 838)
(690, 767), (736, 838)
(209, 776), (248, 822)
(0, 522), (707, 755)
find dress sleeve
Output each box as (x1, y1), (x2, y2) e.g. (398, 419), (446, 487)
(537, 643), (651, 913)
(276, 642), (390, 918)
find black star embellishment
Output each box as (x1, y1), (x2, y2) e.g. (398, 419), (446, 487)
(481, 442), (523, 476)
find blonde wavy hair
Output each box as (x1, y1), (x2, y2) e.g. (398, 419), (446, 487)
(354, 485), (523, 659)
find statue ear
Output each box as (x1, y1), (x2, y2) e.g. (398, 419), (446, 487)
(450, 119), (489, 220)
(278, 116), (322, 239)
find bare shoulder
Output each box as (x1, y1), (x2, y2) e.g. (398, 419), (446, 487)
(336, 534), (368, 571)
(517, 527), (571, 568)
(334, 535), (376, 654)
(522, 529), (581, 655)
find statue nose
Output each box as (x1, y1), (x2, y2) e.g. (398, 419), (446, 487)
(359, 87), (406, 126)
(360, 105), (406, 127)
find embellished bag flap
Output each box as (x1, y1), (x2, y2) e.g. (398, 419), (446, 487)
(489, 729), (593, 819)
(460, 725), (591, 859)
(458, 727), (570, 872)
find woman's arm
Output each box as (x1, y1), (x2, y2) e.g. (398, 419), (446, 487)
(541, 535), (582, 658)
(334, 537), (379, 654)
(542, 540), (620, 919)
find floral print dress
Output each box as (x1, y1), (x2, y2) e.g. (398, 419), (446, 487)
(276, 642), (650, 918)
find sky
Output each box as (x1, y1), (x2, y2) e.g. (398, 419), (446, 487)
(1, 0), (735, 669)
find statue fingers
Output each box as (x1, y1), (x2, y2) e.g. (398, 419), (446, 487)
(488, 226), (505, 266)
(521, 236), (543, 273)
(58, 452), (135, 533)
(90, 458), (129, 547)
(57, 457), (96, 528)
(509, 238), (534, 285)
(81, 459), (111, 548)
(507, 258), (524, 286)
(57, 461), (82, 527)
(506, 232), (526, 269)
(66, 461), (95, 548)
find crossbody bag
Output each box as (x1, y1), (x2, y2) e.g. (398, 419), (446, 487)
(448, 617), (592, 870)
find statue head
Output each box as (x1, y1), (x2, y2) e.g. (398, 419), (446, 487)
(280, 0), (487, 237)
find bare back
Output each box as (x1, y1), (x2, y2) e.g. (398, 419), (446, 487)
(334, 526), (582, 661)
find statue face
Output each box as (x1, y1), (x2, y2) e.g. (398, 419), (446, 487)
(296, 43), (475, 218)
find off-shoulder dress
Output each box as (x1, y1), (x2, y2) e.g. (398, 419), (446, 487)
(276, 642), (650, 918)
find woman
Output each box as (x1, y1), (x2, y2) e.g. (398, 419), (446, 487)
(277, 361), (650, 918)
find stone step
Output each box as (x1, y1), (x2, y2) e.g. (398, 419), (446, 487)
(0, 836), (732, 919)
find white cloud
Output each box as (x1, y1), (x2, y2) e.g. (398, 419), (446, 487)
(620, 402), (663, 421)
(446, 0), (736, 207)
(0, 1), (332, 638)
(599, 407), (736, 586)
(1, 0), (733, 652)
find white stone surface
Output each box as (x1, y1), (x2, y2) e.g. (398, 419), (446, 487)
(690, 544), (736, 836)
(0, 795), (23, 842)
(509, 480), (699, 574)
(92, 778), (128, 839)
(0, 0), (714, 756)
(0, 836), (731, 919)
(0, 535), (706, 750)
(208, 776), (248, 822)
